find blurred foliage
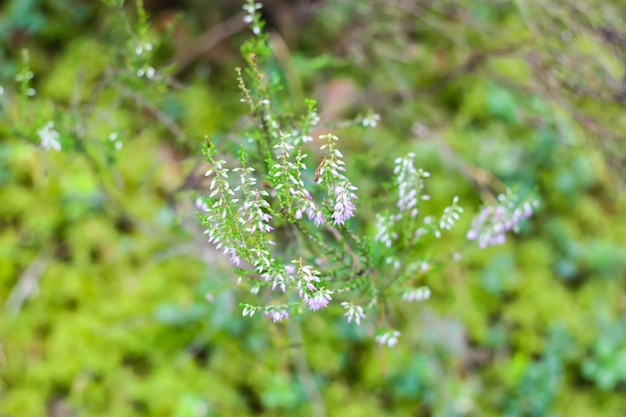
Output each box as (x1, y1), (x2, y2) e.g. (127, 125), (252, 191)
(1, 0), (625, 416)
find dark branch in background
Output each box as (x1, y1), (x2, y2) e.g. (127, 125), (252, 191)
(357, 0), (626, 187)
(416, 44), (528, 95)
(169, 11), (248, 75)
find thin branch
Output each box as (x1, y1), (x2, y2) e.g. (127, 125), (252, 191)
(111, 80), (187, 142)
(170, 11), (248, 75)
(287, 319), (327, 417)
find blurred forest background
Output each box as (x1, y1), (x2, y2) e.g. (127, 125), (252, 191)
(1, 0), (625, 416)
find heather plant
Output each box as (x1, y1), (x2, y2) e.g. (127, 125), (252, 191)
(3, 0), (625, 415)
(0, 0), (538, 346)
(196, 0), (539, 346)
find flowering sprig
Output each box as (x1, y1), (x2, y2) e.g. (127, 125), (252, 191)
(395, 152), (429, 217)
(368, 152), (466, 316)
(374, 152), (462, 251)
(15, 49), (36, 99)
(2, 0), (186, 194)
(467, 188), (539, 248)
(319, 134), (359, 227)
(269, 134), (326, 226)
(243, 0), (264, 36)
(297, 99), (321, 144)
(118, 0), (168, 86)
(373, 214), (398, 249)
(199, 148), (246, 267)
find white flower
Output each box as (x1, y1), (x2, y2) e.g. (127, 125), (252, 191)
(38, 121), (61, 151)
(362, 113), (381, 128)
(243, 1), (262, 14)
(375, 330), (401, 347)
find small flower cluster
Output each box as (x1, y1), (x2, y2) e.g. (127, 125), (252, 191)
(291, 258), (334, 311)
(242, 302), (291, 323)
(402, 286), (431, 302)
(467, 188), (539, 248)
(108, 132), (123, 151)
(375, 329), (401, 348)
(38, 121), (61, 152)
(341, 301), (366, 325)
(263, 305), (290, 323)
(373, 213), (398, 248)
(135, 42), (156, 79)
(199, 133), (360, 323)
(394, 152), (429, 217)
(362, 112), (381, 128)
(440, 196), (463, 230)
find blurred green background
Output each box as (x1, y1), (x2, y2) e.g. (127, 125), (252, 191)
(1, 0), (625, 416)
